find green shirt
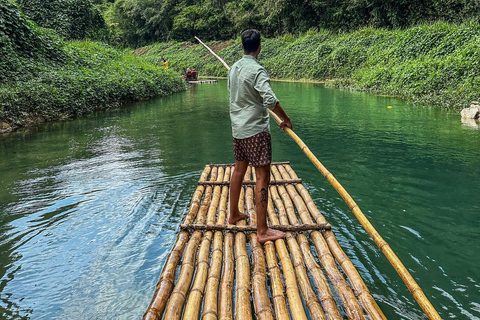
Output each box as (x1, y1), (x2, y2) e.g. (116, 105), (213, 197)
(228, 55), (279, 139)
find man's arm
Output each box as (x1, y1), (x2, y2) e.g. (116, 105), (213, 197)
(272, 102), (292, 131)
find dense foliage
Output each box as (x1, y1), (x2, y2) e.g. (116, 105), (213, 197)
(110, 0), (480, 46)
(142, 22), (480, 109)
(0, 1), (186, 131)
(17, 0), (107, 40)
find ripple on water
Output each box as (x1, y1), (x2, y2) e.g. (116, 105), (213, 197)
(0, 142), (199, 319)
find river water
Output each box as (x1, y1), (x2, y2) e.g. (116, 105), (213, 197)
(0, 80), (479, 319)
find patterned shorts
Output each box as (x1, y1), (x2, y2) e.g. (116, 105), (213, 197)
(233, 131), (272, 168)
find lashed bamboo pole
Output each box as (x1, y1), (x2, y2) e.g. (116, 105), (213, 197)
(203, 231), (224, 320)
(276, 164), (366, 320)
(184, 231), (214, 319)
(184, 166), (212, 225)
(263, 241), (289, 320)
(195, 36), (442, 320)
(286, 165), (386, 320)
(198, 178), (302, 186)
(194, 166), (218, 224)
(217, 166), (231, 225)
(203, 166), (230, 320)
(143, 231), (190, 320)
(235, 168), (252, 320)
(244, 174), (274, 320)
(219, 232), (235, 320)
(206, 166), (224, 226)
(163, 231), (203, 320)
(180, 223), (330, 232)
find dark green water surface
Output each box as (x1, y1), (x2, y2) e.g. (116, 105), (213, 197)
(0, 80), (479, 319)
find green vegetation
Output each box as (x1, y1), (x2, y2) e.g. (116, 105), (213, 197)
(0, 0), (186, 131)
(17, 0), (107, 40)
(110, 0), (480, 46)
(142, 22), (480, 109)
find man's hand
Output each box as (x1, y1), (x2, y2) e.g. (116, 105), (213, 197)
(272, 102), (292, 132)
(279, 119), (292, 132)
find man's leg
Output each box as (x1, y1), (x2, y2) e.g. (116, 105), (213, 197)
(228, 160), (249, 224)
(255, 165), (285, 243)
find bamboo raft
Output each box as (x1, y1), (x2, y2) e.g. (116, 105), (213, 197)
(144, 162), (388, 320)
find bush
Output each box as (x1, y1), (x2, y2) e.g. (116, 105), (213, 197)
(142, 22), (480, 109)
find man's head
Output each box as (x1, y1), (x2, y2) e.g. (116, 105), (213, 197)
(241, 29), (261, 54)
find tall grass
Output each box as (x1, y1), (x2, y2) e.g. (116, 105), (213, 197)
(144, 21), (480, 109)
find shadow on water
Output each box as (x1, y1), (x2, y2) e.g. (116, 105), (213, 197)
(0, 81), (479, 319)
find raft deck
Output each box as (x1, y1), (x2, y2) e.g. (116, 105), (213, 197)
(144, 162), (387, 320)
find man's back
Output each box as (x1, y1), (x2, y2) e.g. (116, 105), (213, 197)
(228, 55), (278, 139)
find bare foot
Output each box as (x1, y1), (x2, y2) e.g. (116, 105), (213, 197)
(257, 228), (286, 243)
(228, 212), (249, 224)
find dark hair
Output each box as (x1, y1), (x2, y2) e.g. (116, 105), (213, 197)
(241, 29), (261, 53)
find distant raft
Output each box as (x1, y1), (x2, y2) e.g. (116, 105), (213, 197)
(143, 162), (387, 320)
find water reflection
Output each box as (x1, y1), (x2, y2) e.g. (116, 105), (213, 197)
(461, 117), (480, 129)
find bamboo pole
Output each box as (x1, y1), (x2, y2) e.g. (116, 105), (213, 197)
(163, 231), (203, 320)
(184, 231), (214, 319)
(217, 166), (231, 225)
(263, 241), (289, 320)
(195, 36), (442, 320)
(235, 168), (252, 320)
(206, 166), (224, 226)
(180, 223), (330, 232)
(245, 174), (274, 320)
(203, 166), (230, 320)
(143, 231), (190, 320)
(219, 232), (235, 320)
(198, 178), (302, 186)
(203, 231), (224, 320)
(184, 166), (212, 225)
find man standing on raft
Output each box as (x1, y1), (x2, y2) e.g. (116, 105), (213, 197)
(227, 29), (293, 243)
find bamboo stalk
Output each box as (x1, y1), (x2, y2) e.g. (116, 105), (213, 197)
(264, 241), (290, 320)
(217, 166), (231, 225)
(196, 36), (442, 319)
(250, 234), (274, 320)
(202, 231), (224, 320)
(219, 232), (235, 320)
(181, 223), (330, 232)
(184, 166), (212, 225)
(245, 174), (274, 320)
(143, 231), (190, 320)
(163, 231), (203, 320)
(206, 167), (224, 226)
(273, 238), (309, 320)
(235, 168), (252, 320)
(204, 161), (290, 167)
(198, 178), (302, 186)
(184, 231), (214, 319)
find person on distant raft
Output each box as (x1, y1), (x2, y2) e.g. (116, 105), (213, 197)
(227, 29), (292, 243)
(162, 56), (168, 69)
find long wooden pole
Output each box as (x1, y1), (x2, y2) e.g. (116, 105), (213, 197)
(195, 37), (442, 320)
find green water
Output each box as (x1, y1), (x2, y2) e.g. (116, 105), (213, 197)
(0, 80), (479, 319)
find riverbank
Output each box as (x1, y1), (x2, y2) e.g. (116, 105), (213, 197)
(0, 1), (186, 134)
(141, 21), (480, 109)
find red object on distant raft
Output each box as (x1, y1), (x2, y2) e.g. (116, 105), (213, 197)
(184, 69), (198, 81)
